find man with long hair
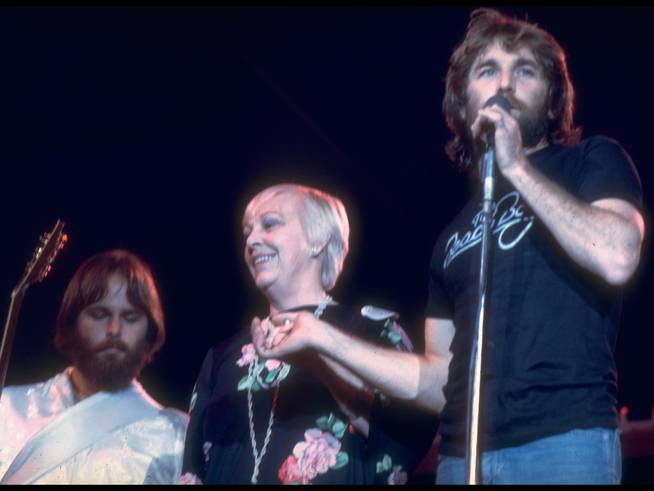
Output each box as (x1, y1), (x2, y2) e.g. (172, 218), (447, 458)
(257, 8), (644, 484)
(0, 249), (188, 484)
(424, 8), (644, 483)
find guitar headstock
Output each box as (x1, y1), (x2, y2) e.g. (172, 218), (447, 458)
(14, 220), (68, 295)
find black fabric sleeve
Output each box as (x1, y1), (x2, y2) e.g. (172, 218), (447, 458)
(362, 318), (440, 484)
(367, 394), (439, 484)
(181, 348), (215, 483)
(425, 243), (453, 319)
(576, 136), (643, 210)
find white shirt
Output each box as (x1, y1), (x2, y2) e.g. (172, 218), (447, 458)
(0, 367), (188, 484)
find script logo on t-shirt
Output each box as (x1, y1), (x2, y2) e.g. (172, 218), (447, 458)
(443, 191), (534, 269)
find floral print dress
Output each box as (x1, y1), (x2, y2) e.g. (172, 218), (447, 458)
(180, 303), (438, 485)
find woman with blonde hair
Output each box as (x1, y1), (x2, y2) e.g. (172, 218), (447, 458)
(180, 183), (436, 485)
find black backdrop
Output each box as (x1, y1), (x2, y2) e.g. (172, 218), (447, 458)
(1, 7), (652, 423)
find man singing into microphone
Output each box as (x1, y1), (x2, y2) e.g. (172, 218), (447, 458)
(254, 8), (644, 484)
(424, 7), (644, 483)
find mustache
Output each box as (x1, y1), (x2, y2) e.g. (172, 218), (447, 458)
(501, 95), (524, 112)
(93, 340), (129, 353)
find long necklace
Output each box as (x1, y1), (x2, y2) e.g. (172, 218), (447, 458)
(247, 294), (332, 484)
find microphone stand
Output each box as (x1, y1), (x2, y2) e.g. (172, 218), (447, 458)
(465, 140), (495, 484)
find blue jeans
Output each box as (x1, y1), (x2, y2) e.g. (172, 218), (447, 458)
(436, 427), (622, 484)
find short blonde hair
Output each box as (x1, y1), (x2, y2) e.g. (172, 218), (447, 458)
(243, 183), (350, 291)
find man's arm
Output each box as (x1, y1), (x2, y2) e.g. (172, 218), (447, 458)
(475, 105), (645, 285)
(254, 313), (455, 414)
(504, 165), (643, 285)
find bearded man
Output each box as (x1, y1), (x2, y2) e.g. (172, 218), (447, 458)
(0, 249), (188, 484)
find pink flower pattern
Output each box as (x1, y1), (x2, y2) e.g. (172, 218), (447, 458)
(264, 358), (282, 370)
(179, 472), (203, 485)
(387, 466), (408, 485)
(236, 343), (289, 391)
(278, 456), (305, 484)
(279, 429), (341, 484)
(236, 343), (256, 367)
(236, 343), (282, 371)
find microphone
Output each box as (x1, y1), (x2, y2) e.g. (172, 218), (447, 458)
(480, 95), (512, 211)
(481, 94), (513, 146)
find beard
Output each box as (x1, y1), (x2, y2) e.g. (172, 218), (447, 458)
(513, 97), (549, 148)
(465, 93), (550, 161)
(67, 334), (151, 392)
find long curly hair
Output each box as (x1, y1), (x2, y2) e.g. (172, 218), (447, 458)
(443, 8), (581, 171)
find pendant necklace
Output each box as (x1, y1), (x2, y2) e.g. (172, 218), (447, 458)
(247, 295), (332, 484)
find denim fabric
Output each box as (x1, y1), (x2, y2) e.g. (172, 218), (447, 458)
(436, 427), (621, 484)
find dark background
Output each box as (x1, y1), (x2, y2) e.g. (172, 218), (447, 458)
(1, 7), (652, 426)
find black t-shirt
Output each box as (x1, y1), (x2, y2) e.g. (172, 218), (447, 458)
(182, 303), (438, 484)
(425, 136), (643, 457)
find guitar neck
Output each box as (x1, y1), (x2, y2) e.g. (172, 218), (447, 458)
(0, 219), (67, 399)
(0, 287), (28, 398)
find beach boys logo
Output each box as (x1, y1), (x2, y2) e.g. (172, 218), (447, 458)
(443, 191), (534, 269)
